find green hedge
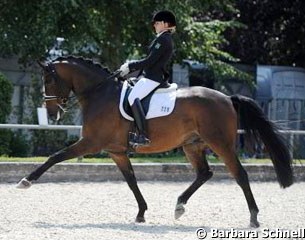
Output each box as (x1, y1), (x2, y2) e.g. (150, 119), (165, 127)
(0, 72), (13, 122)
(0, 72), (13, 155)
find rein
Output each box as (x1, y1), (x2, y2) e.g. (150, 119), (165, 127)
(106, 69), (122, 80)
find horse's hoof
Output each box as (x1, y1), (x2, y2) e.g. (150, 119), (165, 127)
(250, 210), (259, 228)
(135, 216), (145, 223)
(16, 178), (32, 189)
(250, 220), (260, 228)
(175, 203), (185, 219)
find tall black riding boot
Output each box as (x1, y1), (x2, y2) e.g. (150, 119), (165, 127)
(129, 98), (151, 147)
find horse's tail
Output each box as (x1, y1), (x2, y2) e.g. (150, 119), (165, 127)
(230, 94), (293, 188)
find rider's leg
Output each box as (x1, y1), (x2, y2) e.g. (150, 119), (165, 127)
(128, 78), (160, 146)
(128, 78), (160, 104)
(130, 98), (150, 146)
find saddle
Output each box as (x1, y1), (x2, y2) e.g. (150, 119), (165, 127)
(119, 80), (178, 121)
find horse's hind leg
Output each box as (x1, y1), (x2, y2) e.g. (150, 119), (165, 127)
(235, 160), (260, 228)
(109, 152), (148, 223)
(175, 143), (213, 219)
(209, 143), (259, 228)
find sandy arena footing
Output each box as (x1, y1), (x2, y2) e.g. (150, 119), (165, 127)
(0, 181), (304, 240)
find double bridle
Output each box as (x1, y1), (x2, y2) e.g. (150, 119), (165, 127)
(42, 63), (72, 120)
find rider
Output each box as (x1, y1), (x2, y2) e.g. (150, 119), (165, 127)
(119, 10), (176, 146)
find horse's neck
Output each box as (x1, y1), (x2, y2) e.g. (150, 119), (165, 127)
(68, 65), (110, 96)
(56, 62), (118, 110)
(70, 69), (119, 109)
(77, 79), (119, 116)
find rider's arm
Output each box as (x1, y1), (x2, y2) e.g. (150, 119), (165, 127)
(128, 36), (168, 71)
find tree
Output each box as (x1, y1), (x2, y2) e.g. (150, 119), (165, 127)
(225, 0), (305, 68)
(0, 0), (239, 71)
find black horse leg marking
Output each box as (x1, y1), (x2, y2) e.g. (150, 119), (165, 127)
(235, 160), (259, 228)
(26, 138), (94, 182)
(109, 152), (148, 223)
(175, 144), (213, 219)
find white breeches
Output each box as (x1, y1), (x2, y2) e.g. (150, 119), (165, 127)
(128, 77), (160, 105)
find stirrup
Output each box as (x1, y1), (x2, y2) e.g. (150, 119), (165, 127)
(129, 132), (151, 147)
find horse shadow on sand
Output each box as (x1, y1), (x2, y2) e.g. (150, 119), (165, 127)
(34, 221), (256, 235)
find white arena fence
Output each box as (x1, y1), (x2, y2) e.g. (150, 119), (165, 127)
(1, 124), (305, 159)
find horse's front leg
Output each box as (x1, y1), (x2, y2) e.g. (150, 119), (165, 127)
(16, 138), (97, 189)
(109, 152), (148, 223)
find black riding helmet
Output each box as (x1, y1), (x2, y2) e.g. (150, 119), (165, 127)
(152, 10), (176, 27)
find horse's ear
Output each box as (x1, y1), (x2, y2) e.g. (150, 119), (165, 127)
(37, 60), (48, 69)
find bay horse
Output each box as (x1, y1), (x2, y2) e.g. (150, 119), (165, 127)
(17, 56), (293, 228)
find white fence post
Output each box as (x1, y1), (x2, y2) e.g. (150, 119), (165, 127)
(289, 133), (294, 159)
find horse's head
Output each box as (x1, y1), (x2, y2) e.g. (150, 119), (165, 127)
(38, 56), (115, 121)
(38, 60), (72, 121)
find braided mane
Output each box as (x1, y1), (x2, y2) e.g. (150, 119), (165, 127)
(53, 56), (111, 75)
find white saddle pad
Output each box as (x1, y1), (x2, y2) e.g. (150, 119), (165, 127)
(119, 81), (178, 121)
